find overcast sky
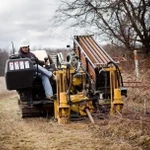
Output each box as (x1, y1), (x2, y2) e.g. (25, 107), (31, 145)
(0, 0), (91, 51)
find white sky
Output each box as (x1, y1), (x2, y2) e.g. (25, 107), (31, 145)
(0, 0), (90, 51)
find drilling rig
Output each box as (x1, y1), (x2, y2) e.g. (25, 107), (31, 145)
(54, 35), (127, 123)
(5, 35), (127, 123)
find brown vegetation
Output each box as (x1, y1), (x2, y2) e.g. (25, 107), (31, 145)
(0, 55), (150, 150)
(0, 50), (8, 76)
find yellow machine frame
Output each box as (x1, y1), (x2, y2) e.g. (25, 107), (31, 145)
(53, 64), (124, 124)
(54, 68), (94, 124)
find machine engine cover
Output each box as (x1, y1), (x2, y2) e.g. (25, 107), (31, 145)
(5, 58), (34, 90)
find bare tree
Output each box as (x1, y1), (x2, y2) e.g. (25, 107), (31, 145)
(53, 0), (150, 54)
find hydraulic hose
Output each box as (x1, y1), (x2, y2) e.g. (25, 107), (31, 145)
(107, 61), (124, 87)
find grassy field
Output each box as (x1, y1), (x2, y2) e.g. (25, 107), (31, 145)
(0, 92), (150, 150)
(0, 57), (150, 150)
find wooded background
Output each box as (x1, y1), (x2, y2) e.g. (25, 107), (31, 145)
(0, 50), (8, 76)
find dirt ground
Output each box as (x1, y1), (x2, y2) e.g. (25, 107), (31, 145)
(0, 75), (150, 150)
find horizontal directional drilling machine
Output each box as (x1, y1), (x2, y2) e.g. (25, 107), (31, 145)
(5, 35), (127, 124)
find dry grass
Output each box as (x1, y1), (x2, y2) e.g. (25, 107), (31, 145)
(0, 56), (150, 150)
(0, 93), (150, 150)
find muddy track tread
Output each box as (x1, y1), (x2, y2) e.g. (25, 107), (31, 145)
(21, 106), (41, 118)
(18, 99), (54, 118)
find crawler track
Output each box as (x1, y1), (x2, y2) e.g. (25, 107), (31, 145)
(19, 100), (54, 118)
